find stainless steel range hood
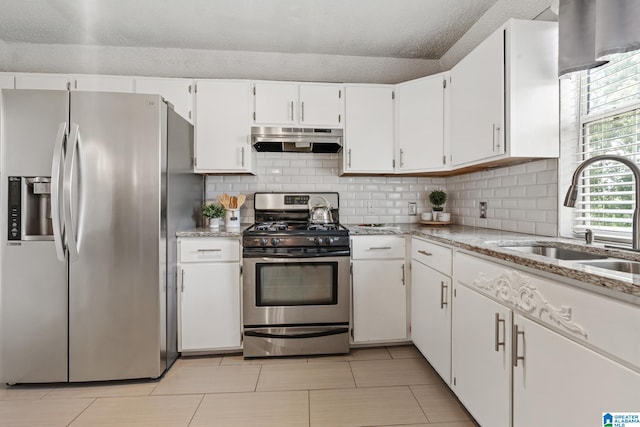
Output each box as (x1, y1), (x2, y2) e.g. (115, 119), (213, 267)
(251, 127), (343, 153)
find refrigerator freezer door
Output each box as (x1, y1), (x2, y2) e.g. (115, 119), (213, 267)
(67, 92), (164, 382)
(0, 89), (69, 383)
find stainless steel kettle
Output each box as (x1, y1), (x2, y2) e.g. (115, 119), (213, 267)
(308, 195), (334, 224)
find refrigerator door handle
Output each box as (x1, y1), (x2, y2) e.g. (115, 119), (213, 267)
(63, 123), (81, 261)
(51, 122), (67, 262)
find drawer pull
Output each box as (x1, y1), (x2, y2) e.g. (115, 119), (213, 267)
(197, 249), (222, 252)
(369, 246), (392, 250)
(418, 250), (432, 256)
(495, 313), (505, 352)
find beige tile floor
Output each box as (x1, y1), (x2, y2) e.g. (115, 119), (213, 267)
(0, 345), (479, 427)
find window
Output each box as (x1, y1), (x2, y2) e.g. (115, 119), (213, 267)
(571, 51), (640, 243)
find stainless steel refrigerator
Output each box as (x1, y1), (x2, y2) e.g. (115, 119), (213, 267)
(0, 90), (203, 383)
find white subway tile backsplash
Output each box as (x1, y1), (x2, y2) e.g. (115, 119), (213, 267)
(448, 159), (558, 237)
(205, 154), (558, 234)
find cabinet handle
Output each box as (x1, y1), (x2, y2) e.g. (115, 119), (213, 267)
(512, 324), (525, 367)
(418, 250), (432, 256)
(241, 146), (245, 167)
(368, 246), (392, 250)
(495, 313), (505, 352)
(180, 269), (185, 292)
(440, 281), (448, 309)
(290, 101), (294, 121)
(301, 101), (305, 122)
(197, 248), (222, 252)
(400, 149), (404, 167)
(348, 149), (352, 168)
(493, 124), (502, 152)
(401, 264), (405, 285)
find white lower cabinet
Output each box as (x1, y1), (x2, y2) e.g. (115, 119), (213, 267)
(452, 283), (511, 427)
(411, 238), (453, 382)
(351, 236), (407, 343)
(177, 238), (242, 352)
(453, 251), (640, 427)
(512, 314), (640, 427)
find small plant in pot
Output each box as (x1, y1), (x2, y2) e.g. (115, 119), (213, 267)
(202, 203), (225, 228)
(428, 190), (447, 219)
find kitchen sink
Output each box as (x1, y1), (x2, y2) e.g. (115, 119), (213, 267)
(579, 260), (640, 274)
(500, 245), (608, 260)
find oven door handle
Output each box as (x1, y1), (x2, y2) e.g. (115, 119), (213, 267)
(244, 328), (349, 339)
(243, 250), (351, 258)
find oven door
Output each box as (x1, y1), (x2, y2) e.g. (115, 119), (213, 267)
(243, 255), (350, 326)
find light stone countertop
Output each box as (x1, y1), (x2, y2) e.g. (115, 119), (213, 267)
(346, 223), (640, 304)
(177, 222), (640, 303)
(176, 224), (252, 238)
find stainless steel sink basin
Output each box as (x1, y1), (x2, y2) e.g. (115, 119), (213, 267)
(501, 245), (608, 260)
(579, 260), (640, 274)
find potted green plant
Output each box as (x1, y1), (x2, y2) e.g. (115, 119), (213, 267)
(428, 190), (447, 217)
(201, 202), (225, 228)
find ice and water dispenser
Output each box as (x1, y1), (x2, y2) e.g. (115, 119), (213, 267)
(7, 176), (53, 241)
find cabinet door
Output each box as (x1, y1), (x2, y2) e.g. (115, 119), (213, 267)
(15, 74), (71, 90)
(136, 77), (193, 123)
(178, 263), (241, 351)
(72, 75), (134, 93)
(396, 74), (446, 172)
(352, 259), (407, 342)
(452, 284), (511, 427)
(253, 82), (298, 125)
(411, 261), (451, 382)
(343, 85), (394, 173)
(449, 27), (504, 166)
(513, 314), (640, 427)
(194, 80), (253, 173)
(0, 73), (14, 89)
(299, 84), (342, 127)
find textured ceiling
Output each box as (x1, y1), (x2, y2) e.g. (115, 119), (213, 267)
(0, 0), (500, 59)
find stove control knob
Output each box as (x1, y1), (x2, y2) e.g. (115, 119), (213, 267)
(314, 237), (324, 245)
(271, 238), (281, 246)
(327, 237), (336, 245)
(259, 238), (269, 247)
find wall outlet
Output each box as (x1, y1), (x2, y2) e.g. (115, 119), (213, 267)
(408, 201), (417, 215)
(367, 200), (375, 214)
(480, 201), (487, 218)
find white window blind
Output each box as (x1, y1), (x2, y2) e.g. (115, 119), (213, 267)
(572, 50), (640, 243)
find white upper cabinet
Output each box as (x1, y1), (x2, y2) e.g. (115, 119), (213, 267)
(71, 75), (134, 93)
(449, 19), (559, 168)
(15, 73), (71, 90)
(14, 73), (135, 93)
(194, 80), (254, 174)
(0, 73), (14, 89)
(252, 81), (343, 128)
(135, 77), (193, 123)
(395, 73), (447, 173)
(342, 84), (395, 174)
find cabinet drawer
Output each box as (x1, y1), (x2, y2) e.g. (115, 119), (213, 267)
(411, 238), (452, 276)
(179, 238), (240, 262)
(351, 235), (405, 259)
(456, 252), (640, 371)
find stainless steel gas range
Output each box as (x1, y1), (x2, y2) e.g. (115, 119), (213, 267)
(242, 192), (350, 358)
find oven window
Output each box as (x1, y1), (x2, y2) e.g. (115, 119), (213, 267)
(256, 262), (338, 306)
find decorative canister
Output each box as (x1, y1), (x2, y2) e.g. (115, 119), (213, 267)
(225, 209), (240, 228)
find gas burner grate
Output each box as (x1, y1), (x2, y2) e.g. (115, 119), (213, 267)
(307, 223), (339, 231)
(255, 221), (289, 231)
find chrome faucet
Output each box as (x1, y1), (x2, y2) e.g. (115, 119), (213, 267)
(564, 155), (640, 249)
